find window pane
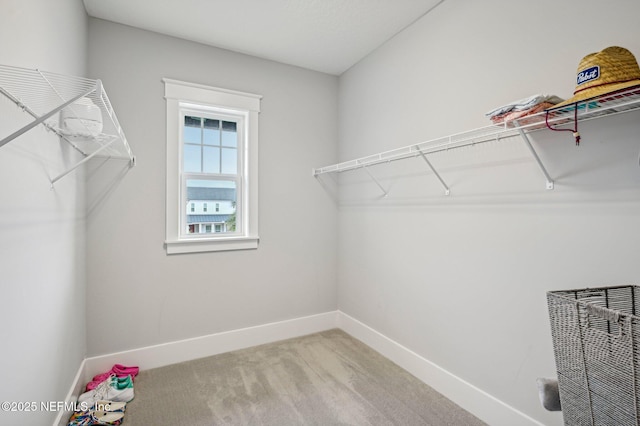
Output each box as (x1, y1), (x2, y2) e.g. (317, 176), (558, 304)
(185, 116), (201, 127)
(203, 146), (220, 174)
(183, 126), (201, 144)
(222, 121), (236, 131)
(203, 127), (220, 146)
(221, 130), (237, 147)
(185, 179), (237, 235)
(184, 144), (201, 173)
(204, 118), (220, 129)
(203, 119), (220, 146)
(221, 121), (237, 147)
(184, 116), (201, 146)
(221, 148), (237, 174)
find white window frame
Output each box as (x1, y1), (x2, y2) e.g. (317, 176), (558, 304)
(164, 78), (261, 254)
(179, 106), (244, 239)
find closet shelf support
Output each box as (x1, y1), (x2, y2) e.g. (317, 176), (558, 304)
(416, 147), (450, 195)
(50, 136), (118, 186)
(0, 86), (65, 140)
(0, 84), (97, 149)
(514, 120), (554, 190)
(362, 166), (388, 197)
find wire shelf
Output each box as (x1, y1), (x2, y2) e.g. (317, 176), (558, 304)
(0, 64), (135, 184)
(313, 86), (640, 177)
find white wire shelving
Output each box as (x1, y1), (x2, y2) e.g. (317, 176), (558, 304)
(313, 86), (640, 195)
(0, 64), (135, 186)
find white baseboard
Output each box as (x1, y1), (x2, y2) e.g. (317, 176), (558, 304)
(57, 309), (543, 426)
(337, 311), (545, 426)
(83, 311), (339, 382)
(53, 358), (90, 426)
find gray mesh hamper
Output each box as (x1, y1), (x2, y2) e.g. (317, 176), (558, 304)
(547, 285), (640, 425)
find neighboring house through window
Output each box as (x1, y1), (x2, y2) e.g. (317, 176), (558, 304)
(164, 78), (261, 254)
(186, 187), (235, 234)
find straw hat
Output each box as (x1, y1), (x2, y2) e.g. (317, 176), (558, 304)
(550, 46), (640, 109)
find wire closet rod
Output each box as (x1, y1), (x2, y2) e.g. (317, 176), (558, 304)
(313, 86), (640, 177)
(0, 63), (136, 185)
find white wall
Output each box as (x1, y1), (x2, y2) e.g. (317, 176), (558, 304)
(0, 1), (88, 425)
(4, 2), (637, 424)
(85, 19), (338, 356)
(337, 0), (640, 424)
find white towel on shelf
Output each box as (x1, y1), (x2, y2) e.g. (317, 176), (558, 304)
(485, 94), (564, 118)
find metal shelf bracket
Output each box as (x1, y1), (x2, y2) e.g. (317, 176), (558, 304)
(50, 135), (117, 186)
(362, 166), (388, 197)
(513, 120), (554, 190)
(416, 147), (450, 195)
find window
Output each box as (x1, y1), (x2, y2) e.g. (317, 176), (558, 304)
(164, 79), (261, 254)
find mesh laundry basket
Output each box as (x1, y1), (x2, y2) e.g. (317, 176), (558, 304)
(547, 285), (640, 426)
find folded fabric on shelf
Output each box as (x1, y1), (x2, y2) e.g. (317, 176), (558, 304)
(490, 102), (555, 127)
(485, 94), (564, 118)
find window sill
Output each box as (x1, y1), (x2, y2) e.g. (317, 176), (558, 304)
(165, 236), (259, 254)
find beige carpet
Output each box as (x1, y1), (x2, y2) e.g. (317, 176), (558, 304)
(123, 329), (486, 425)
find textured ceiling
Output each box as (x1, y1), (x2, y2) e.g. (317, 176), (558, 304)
(83, 0), (444, 75)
